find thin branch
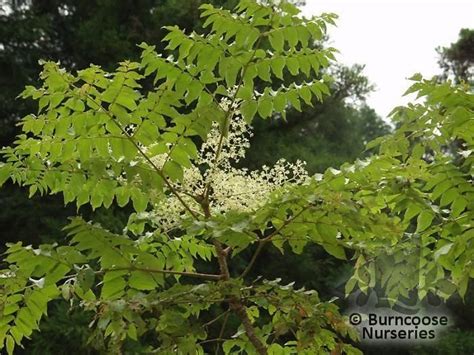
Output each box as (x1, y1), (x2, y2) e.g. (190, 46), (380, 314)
(203, 309), (231, 328)
(100, 266), (222, 281)
(240, 242), (265, 279)
(261, 204), (313, 243)
(199, 338), (226, 345)
(240, 204), (313, 279)
(215, 311), (231, 355)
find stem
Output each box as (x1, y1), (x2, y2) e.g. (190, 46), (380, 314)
(214, 311), (230, 355)
(197, 22), (272, 355)
(100, 266), (221, 281)
(200, 338), (226, 345)
(261, 204), (312, 243)
(240, 204), (312, 279)
(200, 195), (267, 353)
(213, 240), (231, 280)
(240, 242), (265, 279)
(204, 309), (231, 329)
(212, 236), (267, 354)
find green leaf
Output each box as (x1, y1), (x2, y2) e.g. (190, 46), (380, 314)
(436, 279), (457, 298)
(129, 271), (157, 290)
(328, 175), (345, 190)
(65, 98), (85, 112)
(289, 237), (306, 254)
(317, 223), (338, 240)
(416, 210), (434, 232)
(299, 86), (313, 106)
(269, 30), (284, 52)
(6, 335), (14, 355)
(101, 272), (127, 300)
(257, 96), (273, 119)
(451, 197), (467, 218)
(345, 277), (358, 296)
(236, 85), (253, 100)
(273, 92), (287, 113)
(0, 165), (12, 186)
(284, 27), (298, 48)
(323, 243), (346, 260)
(287, 89), (301, 111)
(185, 81), (203, 104)
(241, 101), (258, 123)
(220, 57), (241, 87)
(77, 268), (95, 292)
(439, 188), (458, 207)
(122, 139), (138, 161)
(271, 57), (285, 80)
(77, 140), (91, 161)
(434, 243), (453, 260)
(115, 186), (130, 207)
(127, 324), (138, 341)
(170, 146), (192, 168)
(116, 91), (138, 111)
(131, 189), (149, 213)
(16, 308), (37, 334)
(404, 203), (422, 222)
(256, 61), (271, 82)
(286, 57), (299, 76)
(163, 160), (183, 181)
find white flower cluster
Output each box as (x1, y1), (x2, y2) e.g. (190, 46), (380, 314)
(147, 102), (309, 231)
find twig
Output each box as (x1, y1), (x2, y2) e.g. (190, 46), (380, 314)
(240, 204), (313, 279)
(215, 311), (230, 355)
(204, 309), (231, 328)
(99, 266), (222, 281)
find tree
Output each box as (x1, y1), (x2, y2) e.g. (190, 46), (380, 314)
(437, 28), (474, 85)
(0, 3), (385, 351)
(1, 2), (473, 354)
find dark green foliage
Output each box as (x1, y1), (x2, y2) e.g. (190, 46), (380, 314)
(0, 185), (72, 248)
(21, 301), (95, 355)
(437, 28), (474, 85)
(246, 103), (390, 174)
(411, 330), (474, 355)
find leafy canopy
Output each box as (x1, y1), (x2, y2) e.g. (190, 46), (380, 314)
(0, 0), (473, 354)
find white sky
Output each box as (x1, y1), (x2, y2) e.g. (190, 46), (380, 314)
(302, 0), (474, 119)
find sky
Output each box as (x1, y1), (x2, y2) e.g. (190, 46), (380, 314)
(301, 0), (474, 119)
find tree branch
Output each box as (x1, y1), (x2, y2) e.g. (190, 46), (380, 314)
(100, 266), (222, 281)
(240, 204), (313, 279)
(229, 300), (267, 355)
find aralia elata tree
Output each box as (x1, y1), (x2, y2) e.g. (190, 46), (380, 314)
(0, 0), (473, 354)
